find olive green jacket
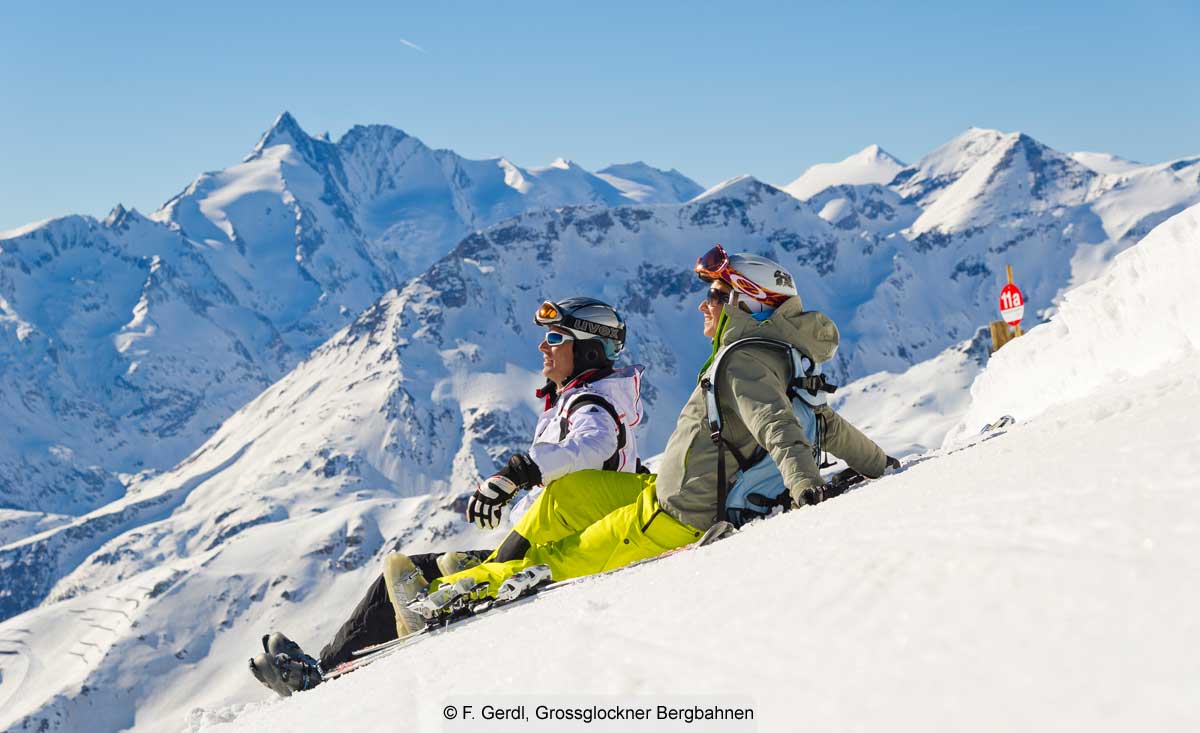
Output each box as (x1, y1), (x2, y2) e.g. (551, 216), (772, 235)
(655, 296), (886, 530)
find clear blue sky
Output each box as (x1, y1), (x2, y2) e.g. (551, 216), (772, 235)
(2, 0), (1197, 231)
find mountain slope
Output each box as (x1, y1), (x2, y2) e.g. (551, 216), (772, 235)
(596, 162), (705, 204)
(951, 201), (1200, 442)
(0, 115), (704, 517)
(782, 144), (906, 201)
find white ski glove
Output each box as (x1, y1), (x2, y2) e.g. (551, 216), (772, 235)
(466, 475), (519, 529)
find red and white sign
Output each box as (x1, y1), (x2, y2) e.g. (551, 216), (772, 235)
(999, 283), (1025, 326)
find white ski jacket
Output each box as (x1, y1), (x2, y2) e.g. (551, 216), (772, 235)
(512, 365), (645, 515)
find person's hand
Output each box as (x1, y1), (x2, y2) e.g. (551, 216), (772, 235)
(791, 483), (826, 508)
(466, 475), (519, 529)
(498, 453), (542, 488)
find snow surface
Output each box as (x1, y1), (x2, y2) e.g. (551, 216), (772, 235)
(1068, 151), (1145, 175)
(596, 162), (706, 204)
(834, 329), (989, 457)
(198, 352), (1200, 733)
(782, 144), (906, 201)
(950, 201), (1200, 443)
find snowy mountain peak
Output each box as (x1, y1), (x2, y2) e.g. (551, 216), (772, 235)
(101, 203), (147, 233)
(694, 174), (780, 202)
(338, 122), (413, 154)
(102, 203), (128, 227)
(783, 144), (907, 201)
(905, 130), (1095, 236)
(250, 110), (311, 157)
(596, 162), (705, 204)
(889, 127), (1009, 200)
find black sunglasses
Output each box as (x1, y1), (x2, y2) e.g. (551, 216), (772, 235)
(705, 288), (730, 305)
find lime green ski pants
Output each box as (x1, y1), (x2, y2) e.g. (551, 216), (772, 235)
(435, 470), (702, 596)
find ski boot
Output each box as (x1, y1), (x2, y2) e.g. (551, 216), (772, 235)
(981, 415), (1015, 433)
(436, 550), (482, 577)
(248, 632), (322, 697)
(407, 577), (485, 621)
(495, 564), (553, 603)
(382, 552), (430, 637)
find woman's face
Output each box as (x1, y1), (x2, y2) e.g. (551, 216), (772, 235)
(538, 326), (576, 384)
(699, 280), (732, 339)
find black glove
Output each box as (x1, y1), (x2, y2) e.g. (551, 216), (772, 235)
(497, 453), (542, 489)
(794, 484), (827, 508)
(466, 475), (519, 530)
(885, 455), (901, 472)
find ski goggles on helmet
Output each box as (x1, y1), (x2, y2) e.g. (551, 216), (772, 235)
(534, 300), (625, 342)
(695, 243), (735, 284)
(694, 244), (790, 308)
(542, 330), (575, 347)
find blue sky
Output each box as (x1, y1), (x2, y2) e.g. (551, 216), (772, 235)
(2, 0), (1197, 230)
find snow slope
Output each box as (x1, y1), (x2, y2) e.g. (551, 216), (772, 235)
(833, 328), (990, 457)
(596, 162), (706, 204)
(782, 144), (906, 201)
(950, 201), (1200, 443)
(1069, 151), (1145, 175)
(198, 350), (1200, 733)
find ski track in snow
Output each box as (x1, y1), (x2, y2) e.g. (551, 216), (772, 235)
(199, 356), (1200, 733)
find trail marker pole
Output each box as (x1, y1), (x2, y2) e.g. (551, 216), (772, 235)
(989, 265), (1025, 354)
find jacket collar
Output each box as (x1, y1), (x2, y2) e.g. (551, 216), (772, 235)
(536, 367), (613, 410)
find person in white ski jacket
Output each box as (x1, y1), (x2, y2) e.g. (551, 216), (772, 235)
(250, 296), (646, 697)
(506, 361), (644, 526)
(463, 296), (645, 568)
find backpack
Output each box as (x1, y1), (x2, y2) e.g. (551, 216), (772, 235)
(699, 337), (837, 528)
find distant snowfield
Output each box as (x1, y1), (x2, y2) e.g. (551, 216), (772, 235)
(202, 352), (1200, 733)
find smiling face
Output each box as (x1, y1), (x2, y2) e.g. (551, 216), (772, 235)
(698, 280), (732, 339)
(538, 326), (576, 385)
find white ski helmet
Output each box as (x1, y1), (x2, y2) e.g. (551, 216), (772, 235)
(695, 243), (798, 309)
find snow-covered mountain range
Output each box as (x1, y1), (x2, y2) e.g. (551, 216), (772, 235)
(5, 200), (1199, 733)
(0, 113), (703, 520)
(1, 116), (1198, 731)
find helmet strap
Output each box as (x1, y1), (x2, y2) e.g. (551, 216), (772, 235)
(570, 338), (613, 379)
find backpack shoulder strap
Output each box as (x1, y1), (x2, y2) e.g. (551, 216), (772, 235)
(701, 337), (840, 520)
(561, 392), (626, 471)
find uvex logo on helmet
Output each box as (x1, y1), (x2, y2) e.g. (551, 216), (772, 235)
(563, 316), (622, 340)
